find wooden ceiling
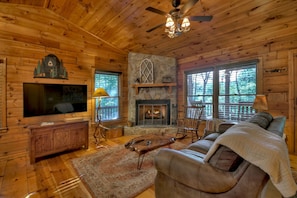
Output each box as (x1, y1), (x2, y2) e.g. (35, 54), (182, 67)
(1, 0), (296, 60)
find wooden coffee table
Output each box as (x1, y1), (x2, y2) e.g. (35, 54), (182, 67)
(125, 134), (175, 169)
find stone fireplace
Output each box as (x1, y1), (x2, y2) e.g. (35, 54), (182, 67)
(136, 99), (170, 126)
(127, 52), (177, 127)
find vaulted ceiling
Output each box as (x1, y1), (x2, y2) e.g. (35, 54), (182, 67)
(1, 0), (296, 60)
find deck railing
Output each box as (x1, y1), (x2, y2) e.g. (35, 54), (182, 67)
(98, 106), (119, 121)
(200, 102), (255, 121)
(99, 103), (255, 122)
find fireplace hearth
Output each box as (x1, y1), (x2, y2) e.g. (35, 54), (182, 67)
(136, 100), (170, 126)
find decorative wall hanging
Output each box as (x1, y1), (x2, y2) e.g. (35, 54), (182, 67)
(34, 54), (68, 79)
(140, 58), (153, 83)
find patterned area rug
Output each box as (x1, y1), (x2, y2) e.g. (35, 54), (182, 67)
(72, 141), (186, 198)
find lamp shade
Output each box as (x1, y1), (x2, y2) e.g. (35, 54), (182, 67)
(93, 88), (109, 98)
(252, 95), (268, 111)
(165, 15), (174, 27)
(181, 17), (190, 28)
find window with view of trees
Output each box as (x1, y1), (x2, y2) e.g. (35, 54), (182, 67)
(94, 72), (120, 121)
(186, 60), (257, 121)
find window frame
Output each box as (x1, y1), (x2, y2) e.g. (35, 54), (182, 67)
(94, 71), (121, 122)
(185, 60), (259, 121)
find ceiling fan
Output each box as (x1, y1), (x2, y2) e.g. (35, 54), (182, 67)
(145, 0), (213, 38)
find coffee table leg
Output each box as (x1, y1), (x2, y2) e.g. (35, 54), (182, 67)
(137, 153), (146, 170)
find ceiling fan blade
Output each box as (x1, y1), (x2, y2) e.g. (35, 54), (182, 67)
(180, 0), (199, 15)
(189, 16), (213, 21)
(146, 23), (165, 33)
(145, 7), (167, 16)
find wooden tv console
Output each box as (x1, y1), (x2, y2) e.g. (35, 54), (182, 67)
(29, 120), (89, 164)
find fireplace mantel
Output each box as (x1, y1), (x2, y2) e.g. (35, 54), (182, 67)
(132, 83), (176, 95)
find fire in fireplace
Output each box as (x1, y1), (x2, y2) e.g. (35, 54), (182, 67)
(136, 99), (170, 126)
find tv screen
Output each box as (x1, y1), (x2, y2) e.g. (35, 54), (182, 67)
(23, 83), (87, 117)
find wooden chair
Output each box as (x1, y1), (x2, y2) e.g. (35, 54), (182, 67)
(176, 104), (205, 142)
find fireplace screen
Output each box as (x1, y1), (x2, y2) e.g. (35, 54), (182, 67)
(136, 100), (170, 125)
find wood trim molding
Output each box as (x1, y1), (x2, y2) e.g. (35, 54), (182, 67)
(288, 49), (297, 154)
(0, 57), (7, 132)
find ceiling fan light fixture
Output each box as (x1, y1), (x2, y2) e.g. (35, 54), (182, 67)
(181, 17), (190, 27)
(167, 32), (176, 38)
(165, 16), (190, 38)
(165, 15), (174, 27)
(166, 26), (180, 38)
(168, 34), (175, 38)
(165, 25), (175, 32)
(146, 0), (213, 38)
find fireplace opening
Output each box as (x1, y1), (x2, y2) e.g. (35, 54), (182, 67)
(136, 100), (170, 126)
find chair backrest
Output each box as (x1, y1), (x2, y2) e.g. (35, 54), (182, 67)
(184, 105), (205, 129)
(185, 105), (204, 119)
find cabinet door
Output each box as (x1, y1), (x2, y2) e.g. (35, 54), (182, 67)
(53, 127), (70, 151)
(69, 123), (88, 149)
(33, 129), (53, 157)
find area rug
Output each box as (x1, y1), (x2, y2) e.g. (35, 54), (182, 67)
(71, 141), (186, 198)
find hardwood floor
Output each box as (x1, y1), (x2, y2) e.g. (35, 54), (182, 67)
(0, 134), (296, 198)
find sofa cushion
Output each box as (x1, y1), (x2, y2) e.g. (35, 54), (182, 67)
(186, 140), (214, 154)
(181, 148), (206, 159)
(204, 132), (220, 141)
(247, 112), (273, 129)
(208, 145), (243, 171)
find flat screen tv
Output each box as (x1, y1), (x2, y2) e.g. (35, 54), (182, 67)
(23, 83), (87, 117)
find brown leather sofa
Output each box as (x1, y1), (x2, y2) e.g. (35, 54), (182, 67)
(154, 112), (294, 198)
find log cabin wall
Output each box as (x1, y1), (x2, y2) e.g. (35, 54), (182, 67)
(177, 34), (297, 154)
(0, 4), (128, 160)
(0, 0), (297, 159)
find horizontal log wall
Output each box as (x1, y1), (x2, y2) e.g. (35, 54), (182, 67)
(177, 34), (297, 153)
(0, 5), (128, 160)
(0, 1), (296, 159)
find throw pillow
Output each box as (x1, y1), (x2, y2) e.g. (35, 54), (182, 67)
(256, 112), (273, 123)
(209, 145), (243, 172)
(247, 112), (273, 129)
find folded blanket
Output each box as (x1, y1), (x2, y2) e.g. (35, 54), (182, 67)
(204, 122), (297, 197)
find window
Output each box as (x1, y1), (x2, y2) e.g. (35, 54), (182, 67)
(187, 69), (214, 119)
(186, 60), (257, 121)
(94, 72), (120, 121)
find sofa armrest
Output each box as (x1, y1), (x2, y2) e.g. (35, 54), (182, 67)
(154, 148), (239, 193)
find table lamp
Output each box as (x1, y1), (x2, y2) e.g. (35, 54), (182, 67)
(252, 94), (268, 112)
(93, 87), (109, 121)
(92, 88), (109, 148)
